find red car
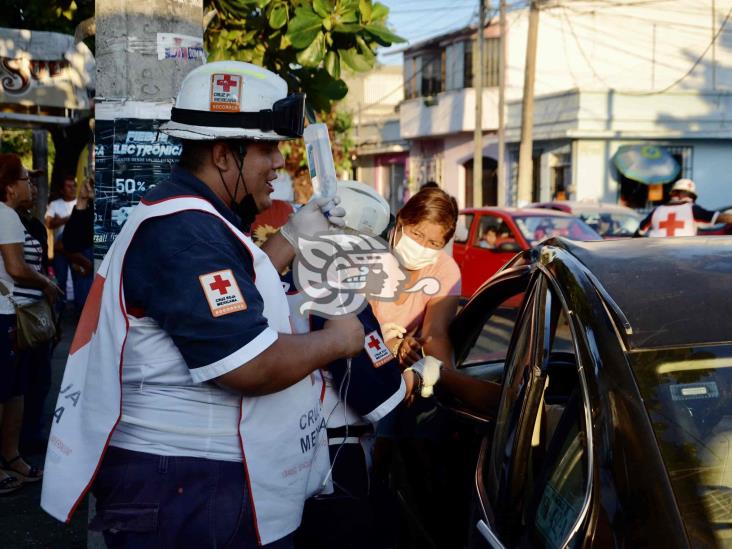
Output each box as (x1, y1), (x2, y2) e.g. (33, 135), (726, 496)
(453, 207), (601, 297)
(527, 200), (642, 238)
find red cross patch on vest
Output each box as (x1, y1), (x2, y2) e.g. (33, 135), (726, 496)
(364, 330), (392, 368)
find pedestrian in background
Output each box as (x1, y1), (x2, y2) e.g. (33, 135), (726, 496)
(637, 178), (732, 237)
(44, 175), (76, 307)
(0, 154), (61, 493)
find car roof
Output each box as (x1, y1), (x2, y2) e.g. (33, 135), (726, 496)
(530, 201), (641, 216)
(461, 207), (575, 218)
(550, 236), (732, 350)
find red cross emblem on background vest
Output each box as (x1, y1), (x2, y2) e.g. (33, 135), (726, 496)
(209, 274), (231, 295)
(367, 335), (382, 351)
(216, 75), (238, 92)
(659, 212), (685, 236)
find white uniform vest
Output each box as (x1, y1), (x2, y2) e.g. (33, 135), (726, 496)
(649, 202), (697, 237)
(41, 197), (330, 545)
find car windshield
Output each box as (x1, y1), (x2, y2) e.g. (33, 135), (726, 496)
(631, 345), (732, 548)
(512, 215), (601, 245)
(575, 211), (641, 237)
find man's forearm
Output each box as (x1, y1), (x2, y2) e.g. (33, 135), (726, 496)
(260, 232), (296, 273)
(217, 329), (348, 396)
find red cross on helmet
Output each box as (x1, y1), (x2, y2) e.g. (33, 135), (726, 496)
(671, 178), (697, 198)
(160, 61), (305, 141)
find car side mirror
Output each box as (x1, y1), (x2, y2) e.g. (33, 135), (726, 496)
(496, 241), (521, 253)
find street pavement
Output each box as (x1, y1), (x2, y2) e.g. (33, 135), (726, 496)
(1, 311), (87, 548)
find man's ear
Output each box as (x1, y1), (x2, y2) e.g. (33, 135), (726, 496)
(211, 141), (232, 172)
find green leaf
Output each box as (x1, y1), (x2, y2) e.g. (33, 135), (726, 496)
(336, 8), (358, 24)
(355, 35), (375, 63)
(339, 47), (373, 72)
(364, 23), (405, 45)
(296, 31), (326, 67)
(324, 50), (341, 79)
(268, 2), (288, 29)
(332, 23), (362, 33)
(286, 6), (324, 49)
(359, 0), (372, 23)
(313, 0), (334, 18)
(370, 2), (389, 22)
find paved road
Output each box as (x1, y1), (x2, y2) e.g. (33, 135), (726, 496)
(1, 312), (87, 548)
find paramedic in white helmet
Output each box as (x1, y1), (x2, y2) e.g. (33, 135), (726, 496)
(41, 61), (365, 548)
(637, 178), (732, 237)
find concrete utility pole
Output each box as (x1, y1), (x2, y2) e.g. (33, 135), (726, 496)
(473, 0), (485, 207)
(94, 0), (204, 258)
(31, 129), (49, 219)
(517, 0), (540, 205)
(497, 0), (507, 207)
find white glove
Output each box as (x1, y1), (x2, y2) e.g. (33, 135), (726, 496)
(408, 356), (443, 398)
(381, 322), (406, 342)
(281, 195), (346, 248)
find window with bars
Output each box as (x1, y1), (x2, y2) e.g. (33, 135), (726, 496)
(464, 37), (500, 89)
(665, 146), (693, 179)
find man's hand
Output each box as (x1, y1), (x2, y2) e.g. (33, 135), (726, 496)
(280, 196), (346, 248)
(324, 314), (365, 358)
(76, 180), (95, 210)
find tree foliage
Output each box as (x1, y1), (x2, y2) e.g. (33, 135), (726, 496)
(205, 0), (403, 201)
(205, 0), (403, 114)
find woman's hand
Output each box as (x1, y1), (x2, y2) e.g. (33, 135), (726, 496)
(393, 335), (431, 368)
(42, 278), (63, 305)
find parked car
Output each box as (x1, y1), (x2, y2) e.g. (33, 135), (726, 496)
(698, 205), (732, 235)
(453, 208), (601, 297)
(527, 200), (642, 238)
(394, 235), (732, 548)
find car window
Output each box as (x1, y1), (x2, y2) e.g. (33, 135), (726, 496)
(454, 213), (473, 243)
(630, 345), (732, 547)
(461, 290), (526, 366)
(473, 215), (516, 249)
(532, 409), (588, 548)
(480, 273), (590, 547)
(513, 215), (601, 245)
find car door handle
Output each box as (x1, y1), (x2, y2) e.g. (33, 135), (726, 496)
(477, 519), (506, 549)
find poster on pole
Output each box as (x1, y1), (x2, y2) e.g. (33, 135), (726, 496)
(94, 117), (182, 259)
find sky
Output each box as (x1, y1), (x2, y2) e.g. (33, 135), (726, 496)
(377, 0), (480, 65)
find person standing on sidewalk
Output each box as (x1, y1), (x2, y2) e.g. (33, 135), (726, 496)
(42, 61), (363, 548)
(44, 175), (76, 307)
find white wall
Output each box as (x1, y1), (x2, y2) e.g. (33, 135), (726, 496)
(505, 1), (732, 100)
(690, 142), (732, 208)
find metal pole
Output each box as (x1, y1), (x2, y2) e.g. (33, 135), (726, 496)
(473, 0), (485, 207)
(497, 0), (507, 206)
(712, 0), (717, 90)
(31, 129), (49, 219)
(517, 0), (540, 205)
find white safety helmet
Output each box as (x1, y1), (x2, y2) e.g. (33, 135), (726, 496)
(160, 61), (305, 141)
(337, 180), (390, 236)
(671, 178), (697, 198)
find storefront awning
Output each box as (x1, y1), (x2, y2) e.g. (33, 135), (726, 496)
(0, 27), (94, 127)
(613, 145), (680, 185)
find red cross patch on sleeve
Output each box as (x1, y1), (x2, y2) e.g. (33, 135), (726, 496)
(199, 269), (247, 317)
(364, 330), (393, 368)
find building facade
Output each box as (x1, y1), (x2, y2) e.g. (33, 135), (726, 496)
(400, 0), (732, 210)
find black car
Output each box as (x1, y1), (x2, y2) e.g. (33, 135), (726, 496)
(395, 236), (732, 548)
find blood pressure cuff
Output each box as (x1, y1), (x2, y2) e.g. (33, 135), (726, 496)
(310, 305), (404, 422)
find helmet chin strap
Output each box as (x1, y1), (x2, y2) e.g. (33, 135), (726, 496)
(216, 143), (249, 207)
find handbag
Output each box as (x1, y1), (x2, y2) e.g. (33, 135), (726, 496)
(0, 281), (57, 350)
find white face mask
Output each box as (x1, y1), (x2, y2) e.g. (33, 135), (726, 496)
(393, 228), (441, 271)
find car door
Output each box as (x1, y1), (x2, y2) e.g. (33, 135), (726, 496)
(461, 214), (523, 297)
(469, 272), (593, 549)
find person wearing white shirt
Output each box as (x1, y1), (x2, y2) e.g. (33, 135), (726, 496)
(45, 175), (77, 310)
(0, 154), (61, 494)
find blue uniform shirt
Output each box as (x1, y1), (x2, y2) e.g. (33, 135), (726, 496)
(123, 166), (271, 379)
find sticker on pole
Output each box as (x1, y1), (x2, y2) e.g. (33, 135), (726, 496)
(199, 269), (247, 317)
(210, 74), (242, 112)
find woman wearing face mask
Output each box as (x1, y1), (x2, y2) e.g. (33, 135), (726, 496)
(371, 187), (461, 370)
